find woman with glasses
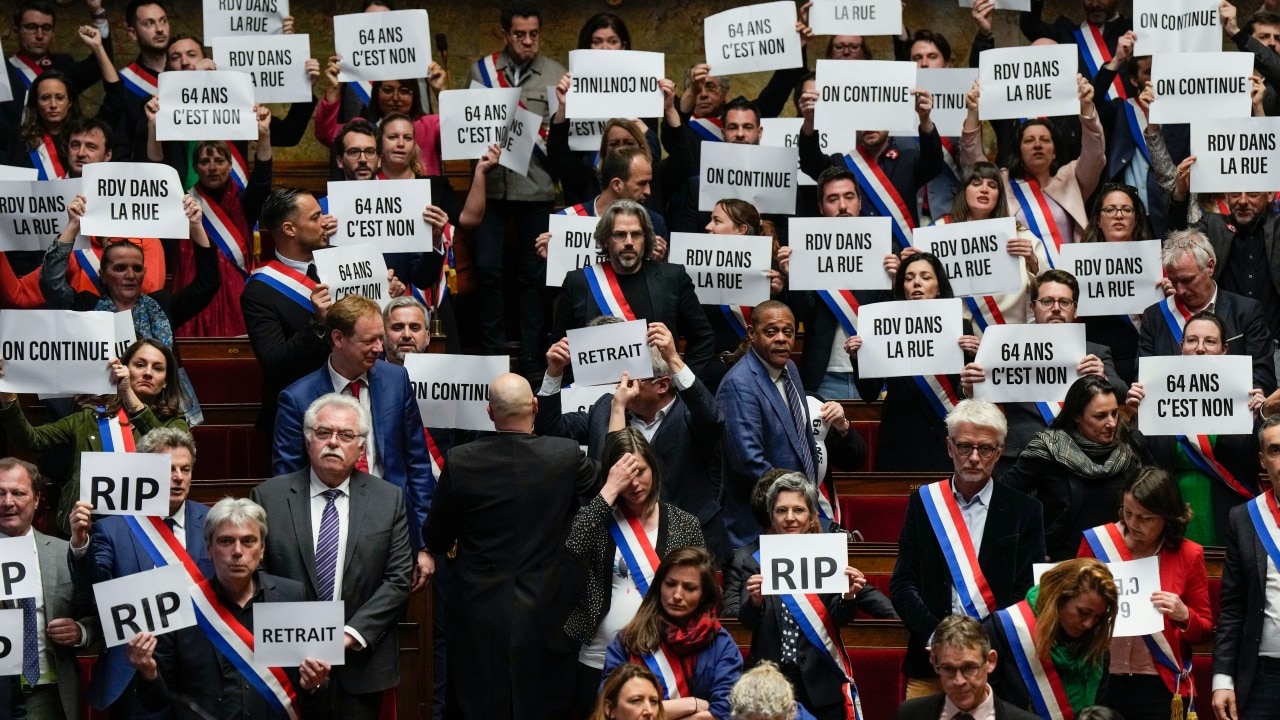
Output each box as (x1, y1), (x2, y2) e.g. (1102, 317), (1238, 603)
(1080, 184), (1155, 385)
(1002, 375), (1150, 561)
(1124, 311), (1264, 545)
(1076, 468), (1213, 720)
(564, 429), (705, 718)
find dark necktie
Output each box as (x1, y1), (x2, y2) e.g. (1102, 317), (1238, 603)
(315, 489), (342, 601)
(306, 263), (320, 282)
(20, 596), (39, 686)
(781, 368), (817, 481)
(953, 713), (975, 720)
(347, 381), (370, 473)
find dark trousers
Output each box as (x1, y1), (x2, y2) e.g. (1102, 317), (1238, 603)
(1105, 673), (1174, 720)
(471, 199), (552, 363)
(1243, 656), (1280, 720)
(308, 685), (383, 720)
(571, 662), (602, 719)
(779, 662), (847, 720)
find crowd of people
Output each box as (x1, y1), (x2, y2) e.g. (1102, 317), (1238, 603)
(6, 0), (1280, 719)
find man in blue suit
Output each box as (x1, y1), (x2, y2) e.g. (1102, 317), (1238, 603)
(273, 294), (434, 592)
(68, 427), (214, 720)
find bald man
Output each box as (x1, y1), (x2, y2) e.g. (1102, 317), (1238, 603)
(422, 373), (599, 719)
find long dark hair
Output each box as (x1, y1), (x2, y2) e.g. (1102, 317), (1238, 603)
(1050, 375), (1135, 450)
(1005, 119), (1064, 178)
(21, 70), (81, 149)
(121, 338), (182, 419)
(1123, 467), (1194, 547)
(949, 162), (1009, 222)
(617, 546), (721, 655)
(577, 12), (631, 49)
(361, 79), (425, 121)
(1081, 183), (1152, 243)
(892, 252), (955, 300)
(601, 429), (662, 516)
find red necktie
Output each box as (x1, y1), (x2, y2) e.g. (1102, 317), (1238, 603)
(347, 380), (370, 473)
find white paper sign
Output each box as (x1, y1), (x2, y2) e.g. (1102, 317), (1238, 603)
(499, 106), (541, 177)
(703, 2), (803, 77)
(971, 324), (1086, 403)
(403, 353), (507, 432)
(958, 0), (1031, 9)
(1061, 240), (1165, 316)
(254, 601), (346, 666)
(212, 34), (313, 104)
(787, 216), (893, 291)
(203, 0), (287, 36)
(0, 178), (80, 252)
(156, 71), (257, 141)
(334, 9), (430, 83)
(0, 165), (36, 181)
(0, 535), (39, 601)
(1109, 557), (1166, 638)
(0, 609), (23, 676)
(439, 88), (522, 161)
(567, 319), (653, 388)
(0, 310), (116, 395)
(568, 118), (608, 152)
(915, 218), (1024, 298)
(1150, 52), (1252, 125)
(816, 59), (918, 134)
(312, 243), (391, 309)
(698, 143), (797, 215)
(79, 452), (172, 517)
(1137, 355), (1254, 436)
(566, 50), (664, 118)
(1134, 0), (1222, 56)
(809, 0), (903, 37)
(857, 298), (964, 377)
(760, 118), (831, 186)
(94, 564), (198, 647)
(668, 233), (772, 307)
(1032, 561), (1059, 584)
(562, 384), (613, 414)
(1189, 117), (1280, 194)
(759, 533), (849, 595)
(327, 179), (433, 253)
(979, 44), (1079, 121)
(914, 68), (980, 138)
(81, 163), (188, 239)
(114, 311), (137, 361)
(546, 214), (604, 288)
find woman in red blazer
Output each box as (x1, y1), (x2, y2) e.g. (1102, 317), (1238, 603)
(1077, 467), (1214, 720)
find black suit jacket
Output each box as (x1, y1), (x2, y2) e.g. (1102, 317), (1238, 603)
(789, 289), (890, 393)
(1138, 289), (1277, 395)
(1213, 494), (1276, 711)
(890, 481), (1045, 678)
(240, 269), (332, 432)
(896, 691), (1042, 720)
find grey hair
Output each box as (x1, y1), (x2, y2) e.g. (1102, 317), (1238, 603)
(203, 497), (269, 548)
(931, 614), (992, 657)
(136, 427), (197, 460)
(729, 661), (796, 720)
(594, 198), (656, 259)
(1259, 413), (1280, 446)
(381, 296), (429, 323)
(764, 472), (819, 518)
(303, 393), (371, 440)
(684, 64), (730, 94)
(1162, 229), (1215, 271)
(945, 399), (1008, 443)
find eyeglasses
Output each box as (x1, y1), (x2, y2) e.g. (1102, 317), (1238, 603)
(312, 427), (360, 443)
(1034, 298), (1075, 309)
(933, 663), (984, 679)
(343, 147), (378, 159)
(950, 441), (1001, 458)
(19, 23), (54, 34)
(378, 85), (414, 97)
(1182, 337), (1222, 349)
(1100, 206), (1135, 217)
(831, 43), (862, 53)
(610, 230), (645, 241)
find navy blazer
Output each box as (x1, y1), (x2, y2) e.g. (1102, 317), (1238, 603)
(1214, 496), (1276, 712)
(1138, 289), (1277, 395)
(273, 358), (433, 546)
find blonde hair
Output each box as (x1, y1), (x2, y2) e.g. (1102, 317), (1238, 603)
(1034, 558), (1117, 666)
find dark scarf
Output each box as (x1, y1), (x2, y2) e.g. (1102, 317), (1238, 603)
(1021, 428), (1139, 479)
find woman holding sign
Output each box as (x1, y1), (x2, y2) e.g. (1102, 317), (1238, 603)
(723, 472), (868, 720)
(1076, 468), (1213, 720)
(565, 429), (706, 717)
(602, 546), (741, 720)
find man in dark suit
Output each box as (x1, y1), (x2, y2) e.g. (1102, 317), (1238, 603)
(1212, 415), (1280, 720)
(1019, 0), (1132, 98)
(3, 0), (114, 127)
(0, 457), (97, 720)
(273, 294), (434, 590)
(896, 615), (1040, 720)
(68, 427), (213, 720)
(422, 373), (598, 720)
(1138, 229), (1277, 394)
(890, 399), (1044, 699)
(252, 393), (414, 720)
(553, 198), (716, 381)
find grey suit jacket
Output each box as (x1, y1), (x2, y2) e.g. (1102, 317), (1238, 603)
(32, 530), (99, 720)
(250, 470), (413, 695)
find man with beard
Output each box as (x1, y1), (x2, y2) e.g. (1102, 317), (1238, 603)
(110, 0), (167, 161)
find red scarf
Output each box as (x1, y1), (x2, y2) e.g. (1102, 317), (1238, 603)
(659, 612), (720, 679)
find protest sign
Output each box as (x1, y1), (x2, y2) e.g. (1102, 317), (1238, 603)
(334, 9), (430, 83)
(816, 59), (918, 133)
(79, 452), (171, 517)
(1150, 52), (1252, 124)
(704, 2), (803, 76)
(1190, 117), (1280, 194)
(979, 44), (1079, 120)
(327, 179), (433, 253)
(787, 217), (893, 291)
(971, 324), (1086, 403)
(760, 533), (849, 595)
(857, 298), (964, 377)
(114, 312), (137, 361)
(546, 214), (604, 288)
(254, 601), (345, 666)
(698, 143), (797, 214)
(0, 609), (22, 676)
(0, 310), (116, 395)
(915, 218), (1023, 297)
(958, 0), (1031, 9)
(403, 354), (507, 432)
(563, 384), (614, 414)
(0, 178), (79, 252)
(203, 0), (287, 35)
(0, 535), (39, 601)
(567, 119), (607, 152)
(212, 34), (313, 104)
(1061, 240), (1164, 315)
(498, 106), (540, 177)
(567, 319), (653, 388)
(668, 233), (772, 306)
(1137, 355), (1253, 435)
(1134, 0), (1220, 55)
(311, 244), (391, 308)
(912, 68), (979, 138)
(438, 88), (522, 161)
(566, 50), (664, 118)
(81, 163), (188, 239)
(809, 0), (903, 37)
(0, 166), (36, 181)
(156, 71), (257, 141)
(1109, 557), (1166, 637)
(94, 565), (198, 648)
(760, 118), (832, 185)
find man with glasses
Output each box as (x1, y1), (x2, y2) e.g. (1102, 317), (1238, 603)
(4, 0), (113, 126)
(890, 398), (1044, 700)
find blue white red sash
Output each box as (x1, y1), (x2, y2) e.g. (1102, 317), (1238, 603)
(559, 201), (594, 217)
(689, 117), (724, 143)
(844, 148), (914, 249)
(475, 52), (548, 160)
(720, 305), (751, 339)
(119, 62), (158, 99)
(96, 408), (135, 452)
(8, 55), (40, 89)
(1035, 402), (1064, 426)
(248, 260), (316, 313)
(918, 480), (997, 618)
(938, 217), (1007, 331)
(1247, 490), (1280, 577)
(30, 134), (65, 180)
(75, 248), (102, 291)
(1158, 295), (1191, 345)
(997, 600), (1074, 720)
(911, 374), (961, 421)
(351, 80), (373, 106)
(584, 263), (637, 320)
(193, 187), (249, 277)
(1177, 434), (1255, 499)
(1073, 22), (1126, 101)
(430, 223), (456, 309)
(818, 290), (859, 336)
(608, 506), (660, 595)
(1010, 177), (1064, 269)
(938, 137), (961, 181)
(640, 645), (691, 700)
(226, 143), (248, 191)
(423, 428), (444, 486)
(1123, 99), (1151, 164)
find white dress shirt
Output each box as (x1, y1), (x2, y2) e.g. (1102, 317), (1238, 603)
(308, 471), (351, 600)
(1213, 552), (1280, 691)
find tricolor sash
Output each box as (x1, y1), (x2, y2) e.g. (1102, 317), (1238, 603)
(608, 506), (660, 595)
(1177, 434), (1255, 499)
(559, 201), (594, 217)
(689, 117), (724, 143)
(8, 55), (40, 89)
(30, 134), (66, 180)
(938, 137), (962, 183)
(1122, 99), (1151, 164)
(119, 62), (159, 99)
(248, 261), (316, 313)
(997, 600), (1074, 720)
(1035, 402), (1064, 426)
(75, 248), (102, 292)
(423, 428), (445, 487)
(351, 80), (373, 106)
(1073, 22), (1126, 101)
(474, 52), (548, 160)
(844, 148), (914, 249)
(193, 187), (250, 277)
(430, 223), (457, 310)
(640, 645), (691, 700)
(918, 480), (998, 618)
(226, 143), (248, 191)
(584, 263), (637, 320)
(1158, 295), (1191, 345)
(720, 305), (751, 339)
(911, 374), (961, 421)
(1247, 490), (1280, 577)
(96, 408), (135, 452)
(817, 290), (859, 336)
(1010, 177), (1065, 269)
